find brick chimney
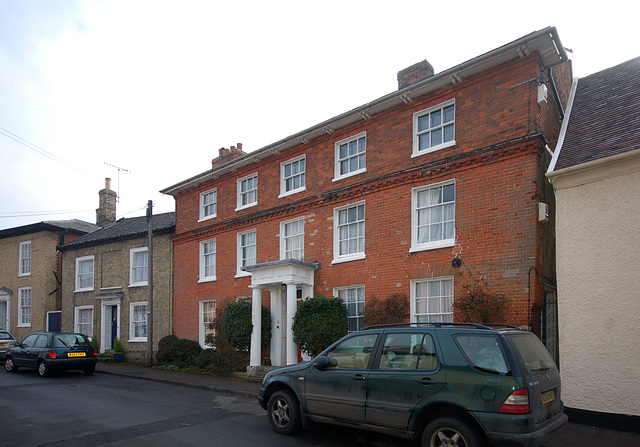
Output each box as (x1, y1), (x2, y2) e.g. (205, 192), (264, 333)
(212, 143), (246, 168)
(96, 178), (117, 227)
(397, 60), (434, 89)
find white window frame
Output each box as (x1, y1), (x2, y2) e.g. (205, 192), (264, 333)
(334, 285), (365, 333)
(236, 229), (257, 277)
(199, 188), (217, 221)
(332, 201), (366, 264)
(19, 241), (31, 276)
(129, 302), (148, 342)
(199, 238), (217, 282)
(280, 217), (304, 261)
(410, 180), (456, 252)
(410, 276), (454, 323)
(280, 155), (307, 197)
(236, 173), (258, 211)
(129, 247), (148, 287)
(17, 287), (31, 327)
(74, 305), (94, 337)
(75, 255), (95, 292)
(334, 132), (367, 181)
(412, 99), (456, 157)
(199, 300), (216, 348)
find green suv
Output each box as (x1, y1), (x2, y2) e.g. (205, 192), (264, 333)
(258, 323), (567, 447)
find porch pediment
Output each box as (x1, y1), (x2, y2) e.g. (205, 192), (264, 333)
(242, 259), (319, 287)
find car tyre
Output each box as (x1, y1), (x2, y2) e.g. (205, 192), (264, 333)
(4, 357), (18, 372)
(84, 365), (95, 375)
(38, 360), (50, 377)
(422, 416), (484, 447)
(267, 389), (301, 435)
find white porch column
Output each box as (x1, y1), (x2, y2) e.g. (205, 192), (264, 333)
(286, 282), (298, 365)
(250, 286), (262, 367)
(269, 288), (281, 367)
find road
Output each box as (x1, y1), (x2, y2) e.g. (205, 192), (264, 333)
(0, 368), (409, 447)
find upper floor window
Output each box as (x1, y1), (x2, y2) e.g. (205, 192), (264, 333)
(75, 256), (94, 292)
(280, 155), (306, 197)
(334, 132), (366, 181)
(280, 218), (304, 261)
(19, 241), (31, 276)
(199, 239), (217, 282)
(335, 286), (365, 333)
(200, 188), (217, 221)
(411, 277), (454, 323)
(130, 248), (148, 287)
(413, 100), (455, 156)
(18, 287), (31, 327)
(237, 229), (257, 276)
(411, 181), (455, 252)
(130, 302), (148, 342)
(74, 306), (93, 337)
(237, 173), (258, 210)
(333, 201), (366, 263)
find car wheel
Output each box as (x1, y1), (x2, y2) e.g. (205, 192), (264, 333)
(422, 416), (484, 447)
(4, 357), (18, 372)
(267, 389), (302, 435)
(38, 361), (50, 377)
(84, 365), (95, 375)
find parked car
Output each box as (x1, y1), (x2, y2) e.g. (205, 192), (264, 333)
(4, 332), (97, 377)
(259, 323), (567, 447)
(0, 330), (17, 358)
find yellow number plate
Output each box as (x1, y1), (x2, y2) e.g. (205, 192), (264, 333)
(67, 352), (86, 358)
(541, 390), (555, 405)
(0, 343), (6, 347)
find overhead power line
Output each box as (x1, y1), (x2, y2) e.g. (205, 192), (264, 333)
(0, 125), (93, 177)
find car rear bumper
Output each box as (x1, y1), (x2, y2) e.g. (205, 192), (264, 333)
(45, 357), (98, 370)
(475, 410), (568, 447)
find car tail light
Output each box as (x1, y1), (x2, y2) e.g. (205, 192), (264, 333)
(48, 350), (58, 359)
(499, 389), (530, 414)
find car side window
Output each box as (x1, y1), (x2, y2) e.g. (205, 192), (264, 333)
(378, 333), (438, 370)
(326, 334), (377, 369)
(454, 334), (509, 374)
(21, 334), (38, 348)
(34, 335), (49, 348)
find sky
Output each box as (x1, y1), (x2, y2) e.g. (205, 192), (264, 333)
(0, 0), (636, 230)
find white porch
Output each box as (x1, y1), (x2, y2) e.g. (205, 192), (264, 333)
(241, 259), (318, 374)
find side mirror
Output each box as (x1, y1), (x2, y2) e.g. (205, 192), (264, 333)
(313, 355), (337, 370)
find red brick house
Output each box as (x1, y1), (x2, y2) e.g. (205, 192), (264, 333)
(161, 27), (571, 370)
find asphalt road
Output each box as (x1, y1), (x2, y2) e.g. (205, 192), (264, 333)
(0, 368), (409, 447)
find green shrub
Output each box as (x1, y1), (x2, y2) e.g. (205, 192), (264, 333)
(170, 339), (202, 366)
(292, 295), (348, 357)
(156, 334), (178, 364)
(113, 337), (124, 353)
(364, 293), (410, 326)
(221, 300), (271, 351)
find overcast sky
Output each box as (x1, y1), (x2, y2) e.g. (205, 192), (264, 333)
(0, 0), (636, 230)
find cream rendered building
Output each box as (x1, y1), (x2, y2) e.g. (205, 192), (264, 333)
(547, 56), (640, 423)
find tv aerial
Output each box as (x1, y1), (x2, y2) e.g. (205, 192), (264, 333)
(104, 162), (130, 202)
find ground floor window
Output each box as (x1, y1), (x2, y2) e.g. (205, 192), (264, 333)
(75, 306), (94, 337)
(411, 277), (454, 323)
(199, 300), (216, 348)
(129, 302), (148, 342)
(335, 286), (365, 333)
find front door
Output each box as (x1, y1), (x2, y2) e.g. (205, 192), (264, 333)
(47, 312), (62, 332)
(110, 305), (118, 348)
(0, 299), (7, 330)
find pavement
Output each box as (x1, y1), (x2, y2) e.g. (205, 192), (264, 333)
(96, 362), (640, 447)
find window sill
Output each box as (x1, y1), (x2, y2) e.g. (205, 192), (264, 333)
(198, 277), (217, 284)
(17, 323), (31, 328)
(128, 283), (148, 288)
(235, 203), (258, 212)
(331, 253), (366, 265)
(198, 215), (217, 223)
(332, 168), (366, 183)
(278, 186), (306, 199)
(18, 272), (31, 277)
(74, 288), (95, 293)
(235, 271), (252, 279)
(128, 338), (147, 343)
(409, 239), (455, 253)
(412, 140), (456, 158)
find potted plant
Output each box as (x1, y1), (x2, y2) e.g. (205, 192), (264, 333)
(113, 337), (125, 362)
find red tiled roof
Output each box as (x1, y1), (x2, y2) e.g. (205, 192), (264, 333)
(555, 56), (640, 171)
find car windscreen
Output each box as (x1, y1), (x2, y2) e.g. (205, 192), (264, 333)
(53, 334), (92, 348)
(506, 333), (555, 372)
(0, 332), (14, 341)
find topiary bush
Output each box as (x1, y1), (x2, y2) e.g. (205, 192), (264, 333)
(221, 300), (271, 351)
(292, 295), (348, 357)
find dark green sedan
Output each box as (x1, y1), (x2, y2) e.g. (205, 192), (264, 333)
(4, 332), (97, 377)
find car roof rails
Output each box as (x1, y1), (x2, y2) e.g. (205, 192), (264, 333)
(362, 322), (514, 330)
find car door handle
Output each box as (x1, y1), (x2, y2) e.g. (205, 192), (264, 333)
(419, 377), (436, 385)
(352, 374), (367, 381)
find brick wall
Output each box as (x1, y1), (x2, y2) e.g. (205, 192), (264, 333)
(171, 53), (570, 340)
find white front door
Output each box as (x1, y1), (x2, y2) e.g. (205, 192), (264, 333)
(0, 298), (7, 330)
